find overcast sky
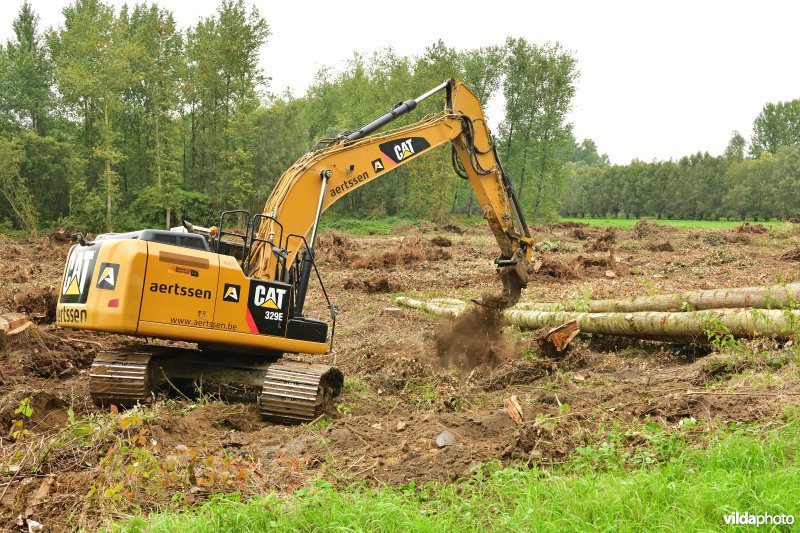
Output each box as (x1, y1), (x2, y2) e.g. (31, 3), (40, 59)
(2, 0), (799, 164)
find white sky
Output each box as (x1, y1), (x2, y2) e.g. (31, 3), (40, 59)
(2, 0), (799, 164)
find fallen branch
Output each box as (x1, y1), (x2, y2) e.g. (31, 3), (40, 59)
(394, 296), (463, 317)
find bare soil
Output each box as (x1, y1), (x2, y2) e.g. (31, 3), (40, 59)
(2, 221), (800, 528)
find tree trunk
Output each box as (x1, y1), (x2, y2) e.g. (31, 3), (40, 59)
(104, 99), (112, 227)
(396, 297), (800, 342)
(515, 283), (800, 313)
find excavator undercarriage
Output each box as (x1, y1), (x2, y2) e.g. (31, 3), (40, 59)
(89, 345), (342, 424)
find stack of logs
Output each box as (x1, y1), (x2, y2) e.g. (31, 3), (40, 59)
(396, 283), (800, 349)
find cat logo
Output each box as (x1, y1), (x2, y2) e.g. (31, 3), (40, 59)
(394, 139), (415, 161)
(371, 158), (385, 173)
(60, 245), (100, 304)
(253, 284), (287, 309)
(96, 263), (119, 290)
(378, 137), (431, 165)
(223, 283), (240, 303)
(246, 280), (291, 335)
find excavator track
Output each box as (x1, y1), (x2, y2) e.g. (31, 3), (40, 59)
(88, 345), (176, 407)
(259, 361), (343, 424)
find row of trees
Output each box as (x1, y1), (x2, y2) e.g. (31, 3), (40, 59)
(2, 1), (798, 233)
(561, 131), (800, 221)
(0, 0), (580, 234)
(560, 81), (800, 221)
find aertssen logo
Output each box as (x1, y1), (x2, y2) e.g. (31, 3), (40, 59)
(222, 283), (240, 303)
(60, 245), (100, 304)
(96, 262), (119, 290)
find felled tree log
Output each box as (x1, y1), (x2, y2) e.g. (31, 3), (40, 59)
(396, 296), (800, 342)
(394, 296), (463, 317)
(504, 308), (800, 342)
(514, 283), (800, 313)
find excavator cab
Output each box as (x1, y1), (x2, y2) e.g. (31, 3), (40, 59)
(212, 208), (336, 345)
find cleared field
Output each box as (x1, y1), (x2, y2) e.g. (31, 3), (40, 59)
(2, 218), (800, 529)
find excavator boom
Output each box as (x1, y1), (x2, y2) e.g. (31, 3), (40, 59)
(248, 79), (534, 307)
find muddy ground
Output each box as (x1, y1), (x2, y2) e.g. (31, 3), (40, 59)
(2, 220), (800, 528)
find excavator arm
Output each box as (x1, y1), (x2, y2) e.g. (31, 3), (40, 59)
(247, 79), (534, 308)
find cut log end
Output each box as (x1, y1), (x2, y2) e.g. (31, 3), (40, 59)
(544, 320), (580, 352)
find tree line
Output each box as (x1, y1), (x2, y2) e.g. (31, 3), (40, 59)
(1, 0), (798, 235)
(0, 0), (582, 234)
(561, 125), (800, 221)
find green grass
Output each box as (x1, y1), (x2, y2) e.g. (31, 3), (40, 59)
(319, 215), (484, 235)
(562, 217), (792, 230)
(115, 415), (800, 532)
(319, 216), (421, 235)
(317, 215), (794, 236)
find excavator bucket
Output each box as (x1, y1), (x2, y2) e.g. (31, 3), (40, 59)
(472, 260), (528, 309)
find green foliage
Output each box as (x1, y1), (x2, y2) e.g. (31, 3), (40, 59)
(0, 1), (587, 233)
(500, 38), (578, 221)
(751, 100), (800, 157)
(561, 143), (800, 222)
(319, 216), (423, 235)
(6, 1), (799, 233)
(8, 396), (33, 440)
(0, 136), (38, 234)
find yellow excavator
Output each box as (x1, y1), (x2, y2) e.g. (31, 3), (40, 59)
(55, 79), (534, 423)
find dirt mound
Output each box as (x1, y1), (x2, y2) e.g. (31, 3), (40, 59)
(0, 263), (38, 284)
(316, 230), (356, 250)
(585, 228), (616, 251)
(434, 306), (514, 373)
(12, 286), (57, 323)
(552, 221), (588, 229)
(570, 227), (586, 240)
(736, 221), (767, 234)
(437, 224), (464, 235)
(699, 231), (727, 246)
(45, 229), (75, 244)
(430, 236), (452, 247)
(353, 246), (451, 269)
(316, 231), (357, 262)
(633, 219), (657, 239)
(0, 326), (97, 384)
(568, 251), (626, 277)
(479, 359), (549, 391)
(532, 256), (575, 279)
(343, 276), (398, 293)
(779, 247), (800, 262)
(723, 231), (751, 244)
(647, 241), (674, 252)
